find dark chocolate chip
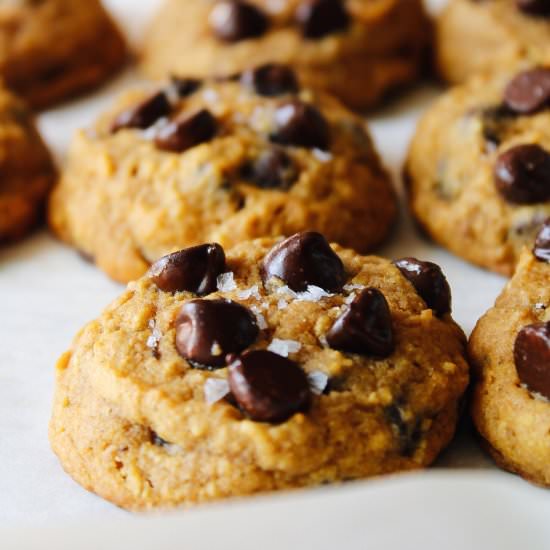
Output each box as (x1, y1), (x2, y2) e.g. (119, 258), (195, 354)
(514, 321), (550, 399)
(209, 0), (268, 42)
(150, 431), (171, 447)
(242, 147), (297, 189)
(385, 404), (421, 457)
(494, 144), (550, 204)
(503, 67), (550, 115)
(175, 299), (259, 368)
(241, 64), (299, 96)
(517, 0), (550, 16)
(393, 258), (452, 316)
(111, 92), (171, 133)
(149, 244), (226, 294)
(227, 350), (311, 422)
(261, 231), (346, 292)
(533, 219), (550, 262)
(154, 109), (218, 153)
(295, 0), (350, 39)
(169, 76), (202, 98)
(271, 100), (330, 150)
(326, 288), (395, 358)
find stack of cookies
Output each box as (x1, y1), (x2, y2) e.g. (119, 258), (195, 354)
(1, 0), (548, 511)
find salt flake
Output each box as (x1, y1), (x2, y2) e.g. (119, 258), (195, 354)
(238, 285), (261, 300)
(267, 338), (302, 357)
(296, 285), (333, 302)
(250, 306), (268, 329)
(308, 371), (329, 395)
(312, 148), (333, 163)
(217, 272), (237, 292)
(204, 378), (230, 405)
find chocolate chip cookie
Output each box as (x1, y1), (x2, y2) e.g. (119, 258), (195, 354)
(49, 233), (469, 510)
(436, 0), (550, 84)
(0, 0), (127, 109)
(0, 86), (56, 242)
(141, 0), (432, 111)
(470, 222), (550, 486)
(48, 68), (397, 283)
(406, 67), (550, 275)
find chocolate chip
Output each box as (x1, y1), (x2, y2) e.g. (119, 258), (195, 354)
(517, 0), (550, 16)
(149, 244), (226, 294)
(209, 1), (268, 42)
(242, 147), (297, 189)
(326, 288), (395, 358)
(227, 350), (311, 422)
(261, 232), (346, 292)
(503, 68), (550, 115)
(271, 100), (331, 150)
(494, 144), (550, 204)
(393, 258), (452, 316)
(175, 299), (259, 369)
(154, 109), (218, 153)
(169, 76), (202, 98)
(514, 321), (550, 399)
(533, 219), (550, 262)
(241, 64), (299, 96)
(479, 105), (513, 149)
(385, 404), (421, 457)
(295, 0), (350, 39)
(111, 92), (171, 133)
(150, 431), (171, 447)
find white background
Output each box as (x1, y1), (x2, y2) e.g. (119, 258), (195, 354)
(1, 1), (548, 547)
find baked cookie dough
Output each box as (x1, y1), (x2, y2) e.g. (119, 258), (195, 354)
(49, 67), (397, 283)
(0, 86), (56, 242)
(0, 0), (127, 109)
(470, 221), (550, 486)
(406, 67), (550, 275)
(50, 232), (469, 510)
(141, 0), (432, 111)
(436, 0), (550, 85)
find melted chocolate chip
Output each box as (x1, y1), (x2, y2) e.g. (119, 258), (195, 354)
(242, 147), (297, 189)
(517, 0), (550, 16)
(503, 68), (550, 115)
(241, 64), (299, 96)
(494, 144), (550, 204)
(227, 350), (311, 422)
(154, 109), (217, 153)
(209, 0), (268, 42)
(149, 244), (226, 294)
(261, 232), (346, 292)
(175, 299), (259, 368)
(393, 258), (452, 316)
(295, 0), (350, 39)
(271, 100), (331, 150)
(514, 321), (550, 399)
(111, 92), (171, 132)
(326, 288), (395, 358)
(533, 219), (550, 262)
(169, 76), (202, 98)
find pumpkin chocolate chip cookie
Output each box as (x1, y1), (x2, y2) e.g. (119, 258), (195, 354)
(0, 86), (56, 242)
(141, 0), (432, 111)
(0, 0), (127, 109)
(436, 0), (550, 85)
(48, 67), (397, 283)
(406, 67), (550, 275)
(49, 232), (469, 510)
(470, 221), (550, 486)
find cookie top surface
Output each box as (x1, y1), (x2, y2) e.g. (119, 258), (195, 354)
(407, 67), (550, 275)
(49, 70), (396, 282)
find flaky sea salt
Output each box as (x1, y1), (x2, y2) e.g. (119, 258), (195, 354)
(276, 284), (333, 302)
(312, 148), (333, 163)
(344, 284), (366, 292)
(344, 293), (356, 305)
(204, 378), (230, 405)
(534, 303), (547, 311)
(250, 306), (268, 329)
(308, 371), (329, 395)
(267, 338), (302, 357)
(146, 319), (162, 351)
(277, 298), (288, 310)
(217, 272), (237, 292)
(238, 285), (261, 300)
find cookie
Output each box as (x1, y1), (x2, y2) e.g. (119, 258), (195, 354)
(0, 0), (127, 109)
(141, 0), (432, 111)
(470, 222), (550, 486)
(49, 232), (469, 510)
(436, 0), (550, 85)
(48, 68), (397, 283)
(0, 86), (56, 242)
(406, 67), (550, 275)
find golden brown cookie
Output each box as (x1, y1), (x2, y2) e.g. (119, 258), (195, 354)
(0, 86), (56, 242)
(141, 0), (432, 111)
(0, 0), (127, 109)
(406, 68), (550, 276)
(48, 69), (397, 283)
(470, 222), (550, 486)
(436, 0), (550, 85)
(50, 233), (469, 510)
